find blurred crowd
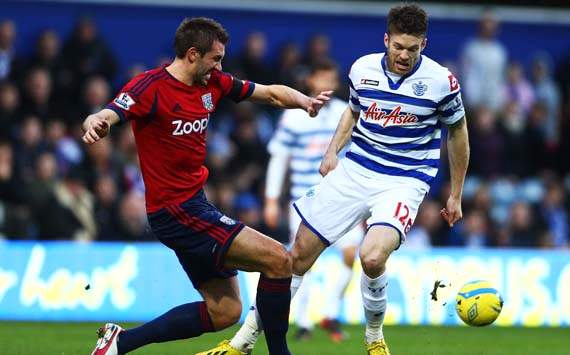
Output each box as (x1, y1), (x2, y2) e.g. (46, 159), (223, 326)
(0, 13), (568, 248)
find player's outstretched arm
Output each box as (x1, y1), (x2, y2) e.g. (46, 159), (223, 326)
(319, 107), (359, 177)
(441, 116), (470, 227)
(247, 84), (332, 117)
(81, 109), (121, 145)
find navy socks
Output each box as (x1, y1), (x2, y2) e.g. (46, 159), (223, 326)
(256, 275), (292, 355)
(117, 301), (213, 354)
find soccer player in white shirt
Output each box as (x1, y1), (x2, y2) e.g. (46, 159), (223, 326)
(198, 4), (469, 355)
(264, 60), (364, 342)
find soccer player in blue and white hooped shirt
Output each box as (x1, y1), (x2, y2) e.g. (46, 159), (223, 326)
(199, 4), (469, 355)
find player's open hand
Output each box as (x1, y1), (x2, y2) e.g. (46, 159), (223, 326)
(319, 152), (338, 177)
(307, 90), (333, 117)
(82, 115), (110, 144)
(440, 195), (463, 228)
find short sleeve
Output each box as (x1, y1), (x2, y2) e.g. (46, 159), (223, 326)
(348, 65), (361, 113)
(267, 110), (299, 156)
(217, 71), (256, 103)
(105, 73), (158, 122)
(437, 71), (465, 125)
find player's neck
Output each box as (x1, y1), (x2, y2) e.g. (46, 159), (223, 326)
(166, 59), (197, 86)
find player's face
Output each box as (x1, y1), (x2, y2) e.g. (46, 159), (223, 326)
(306, 69), (338, 96)
(196, 40), (225, 85)
(384, 33), (426, 75)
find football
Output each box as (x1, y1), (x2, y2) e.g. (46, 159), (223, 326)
(456, 280), (503, 326)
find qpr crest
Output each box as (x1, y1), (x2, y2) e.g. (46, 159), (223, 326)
(201, 93), (214, 112)
(412, 81), (428, 96)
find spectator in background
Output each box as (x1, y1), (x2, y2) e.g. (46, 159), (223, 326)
(20, 67), (57, 120)
(233, 192), (263, 231)
(531, 53), (561, 147)
(406, 200), (441, 249)
(302, 34), (331, 68)
(275, 42), (304, 90)
(27, 152), (58, 237)
(502, 62), (535, 115)
(14, 115), (46, 183)
(84, 136), (123, 189)
(28, 30), (65, 95)
(449, 209), (490, 248)
(0, 140), (29, 238)
(500, 100), (528, 177)
(233, 32), (272, 84)
(541, 181), (569, 248)
(521, 102), (550, 175)
(468, 106), (505, 178)
(227, 102), (269, 193)
(33, 165), (96, 241)
(502, 201), (547, 247)
(94, 174), (122, 241)
(117, 190), (153, 241)
(72, 75), (111, 126)
(61, 17), (117, 98)
(0, 81), (20, 139)
(461, 9), (507, 112)
(0, 20), (23, 81)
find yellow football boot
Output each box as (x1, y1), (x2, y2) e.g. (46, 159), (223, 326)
(194, 340), (246, 355)
(366, 339), (391, 355)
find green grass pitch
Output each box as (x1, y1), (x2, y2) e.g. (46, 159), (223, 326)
(0, 322), (568, 354)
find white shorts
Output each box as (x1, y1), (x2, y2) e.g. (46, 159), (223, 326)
(289, 204), (364, 250)
(293, 159), (428, 247)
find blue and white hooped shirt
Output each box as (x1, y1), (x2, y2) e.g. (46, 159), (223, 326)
(347, 52), (465, 187)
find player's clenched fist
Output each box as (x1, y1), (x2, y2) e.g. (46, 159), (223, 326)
(82, 115), (110, 144)
(319, 152), (338, 177)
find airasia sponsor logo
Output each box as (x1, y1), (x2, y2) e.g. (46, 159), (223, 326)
(363, 103), (418, 127)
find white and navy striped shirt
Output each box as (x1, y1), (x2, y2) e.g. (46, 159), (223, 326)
(347, 53), (465, 187)
(268, 98), (346, 200)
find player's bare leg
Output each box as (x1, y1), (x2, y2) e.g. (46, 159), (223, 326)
(223, 226), (293, 355)
(202, 222), (327, 355)
(360, 225), (400, 355)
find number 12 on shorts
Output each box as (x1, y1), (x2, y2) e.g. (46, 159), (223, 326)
(394, 202), (413, 234)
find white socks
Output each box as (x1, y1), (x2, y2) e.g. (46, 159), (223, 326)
(229, 303), (262, 353)
(323, 262), (352, 320)
(361, 272), (388, 344)
(293, 272), (313, 329)
(230, 274), (304, 352)
(290, 273), (304, 298)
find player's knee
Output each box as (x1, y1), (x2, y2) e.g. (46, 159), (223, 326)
(208, 298), (242, 330)
(359, 249), (389, 276)
(263, 246), (292, 278)
(291, 250), (311, 275)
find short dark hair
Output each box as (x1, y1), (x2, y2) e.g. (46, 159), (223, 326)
(387, 4), (428, 37)
(174, 17), (229, 58)
(309, 59), (338, 75)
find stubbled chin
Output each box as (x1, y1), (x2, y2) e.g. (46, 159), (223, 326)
(201, 74), (211, 85)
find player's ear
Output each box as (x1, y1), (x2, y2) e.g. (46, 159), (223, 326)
(186, 47), (201, 63)
(383, 33), (389, 49)
(421, 37), (427, 51)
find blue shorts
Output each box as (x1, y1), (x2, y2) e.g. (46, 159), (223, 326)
(147, 190), (245, 289)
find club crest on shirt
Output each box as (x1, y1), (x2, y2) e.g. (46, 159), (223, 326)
(201, 93), (214, 112)
(305, 187), (316, 198)
(220, 215), (236, 225)
(114, 92), (135, 110)
(412, 81), (428, 96)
